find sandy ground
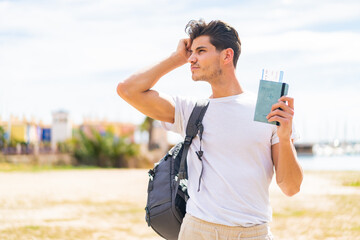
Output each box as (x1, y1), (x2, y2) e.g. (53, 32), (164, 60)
(0, 169), (359, 240)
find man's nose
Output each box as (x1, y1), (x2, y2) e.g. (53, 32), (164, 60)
(188, 53), (196, 64)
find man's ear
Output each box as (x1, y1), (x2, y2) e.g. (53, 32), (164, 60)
(221, 48), (234, 66)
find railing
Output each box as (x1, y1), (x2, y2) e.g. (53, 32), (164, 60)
(1, 146), (53, 155)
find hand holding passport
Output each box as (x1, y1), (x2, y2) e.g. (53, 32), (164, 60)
(254, 69), (289, 126)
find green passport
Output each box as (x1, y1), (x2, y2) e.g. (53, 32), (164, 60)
(254, 80), (289, 125)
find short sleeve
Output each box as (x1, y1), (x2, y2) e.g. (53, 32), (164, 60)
(271, 122), (300, 145)
(160, 95), (197, 137)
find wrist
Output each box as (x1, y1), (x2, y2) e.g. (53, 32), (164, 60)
(278, 137), (292, 145)
(169, 52), (187, 66)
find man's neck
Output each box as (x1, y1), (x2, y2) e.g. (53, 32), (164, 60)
(209, 71), (243, 99)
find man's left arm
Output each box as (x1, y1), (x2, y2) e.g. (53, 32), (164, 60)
(267, 96), (303, 197)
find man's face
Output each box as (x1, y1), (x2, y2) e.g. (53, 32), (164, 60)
(188, 35), (222, 82)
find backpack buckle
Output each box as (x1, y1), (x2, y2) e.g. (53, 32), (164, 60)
(184, 136), (192, 145)
(148, 169), (155, 181)
(178, 172), (187, 180)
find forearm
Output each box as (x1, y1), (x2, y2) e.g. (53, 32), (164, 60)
(117, 53), (185, 97)
(276, 139), (303, 196)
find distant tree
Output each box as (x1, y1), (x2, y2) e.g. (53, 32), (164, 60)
(70, 128), (139, 167)
(140, 116), (159, 150)
(0, 126), (5, 150)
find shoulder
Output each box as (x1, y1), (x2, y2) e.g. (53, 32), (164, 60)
(161, 95), (206, 135)
(173, 95), (206, 117)
(173, 95), (198, 109)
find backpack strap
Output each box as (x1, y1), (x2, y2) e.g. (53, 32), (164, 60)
(178, 99), (209, 181)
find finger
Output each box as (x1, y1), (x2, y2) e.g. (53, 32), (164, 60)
(271, 101), (294, 115)
(267, 108), (293, 120)
(279, 96), (294, 109)
(267, 115), (291, 126)
(184, 38), (192, 50)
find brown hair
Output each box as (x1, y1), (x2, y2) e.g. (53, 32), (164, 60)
(185, 19), (241, 68)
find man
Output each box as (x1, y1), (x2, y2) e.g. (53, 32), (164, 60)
(117, 19), (303, 240)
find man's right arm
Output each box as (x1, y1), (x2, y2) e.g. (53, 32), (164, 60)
(117, 39), (192, 123)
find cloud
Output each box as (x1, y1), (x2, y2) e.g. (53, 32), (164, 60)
(245, 31), (360, 63)
(0, 0), (189, 84)
(189, 0), (360, 35)
(0, 0), (359, 142)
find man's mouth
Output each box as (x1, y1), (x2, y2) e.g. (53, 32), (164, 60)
(191, 65), (200, 71)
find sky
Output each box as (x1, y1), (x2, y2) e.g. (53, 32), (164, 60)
(1, 0), (360, 143)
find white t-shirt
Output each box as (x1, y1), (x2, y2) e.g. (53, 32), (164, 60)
(161, 91), (298, 227)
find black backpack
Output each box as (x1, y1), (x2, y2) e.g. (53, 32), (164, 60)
(145, 99), (209, 240)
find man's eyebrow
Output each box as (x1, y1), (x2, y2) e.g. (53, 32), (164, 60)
(190, 46), (207, 52)
(196, 46), (207, 50)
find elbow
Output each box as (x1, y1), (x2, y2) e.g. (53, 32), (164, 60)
(278, 178), (302, 197)
(117, 80), (133, 101)
(117, 75), (146, 100)
(116, 81), (127, 99)
(282, 186), (301, 197)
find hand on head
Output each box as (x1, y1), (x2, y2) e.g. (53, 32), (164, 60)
(175, 38), (192, 64)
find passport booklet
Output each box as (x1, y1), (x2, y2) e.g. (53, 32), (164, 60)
(254, 69), (289, 126)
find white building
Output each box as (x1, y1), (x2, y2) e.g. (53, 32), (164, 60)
(51, 111), (72, 151)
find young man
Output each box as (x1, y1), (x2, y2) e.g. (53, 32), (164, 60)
(117, 19), (303, 240)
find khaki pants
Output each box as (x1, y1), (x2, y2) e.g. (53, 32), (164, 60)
(178, 214), (274, 240)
